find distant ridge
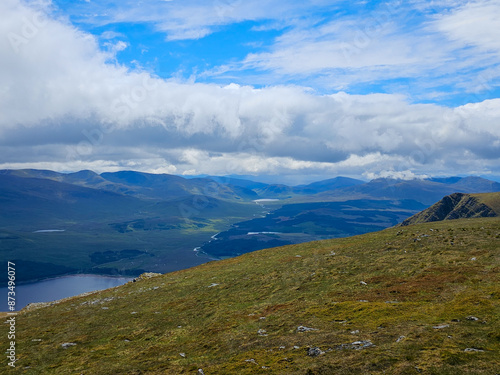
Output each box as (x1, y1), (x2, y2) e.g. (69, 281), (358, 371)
(301, 176), (500, 205)
(400, 192), (500, 226)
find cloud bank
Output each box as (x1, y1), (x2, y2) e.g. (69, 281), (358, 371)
(0, 0), (499, 180)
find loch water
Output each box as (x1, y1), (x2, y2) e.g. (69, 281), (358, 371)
(1, 274), (132, 311)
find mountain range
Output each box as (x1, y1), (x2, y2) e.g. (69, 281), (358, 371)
(1, 169), (500, 281)
(3, 169), (500, 204)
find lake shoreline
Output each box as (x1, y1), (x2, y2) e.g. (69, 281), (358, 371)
(13, 269), (145, 286)
(14, 272), (136, 286)
(0, 274), (135, 312)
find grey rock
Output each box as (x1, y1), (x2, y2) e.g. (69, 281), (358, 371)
(61, 343), (77, 349)
(132, 272), (162, 282)
(464, 348), (484, 352)
(337, 340), (375, 350)
(352, 340), (375, 349)
(466, 316), (479, 321)
(297, 325), (318, 332)
(307, 347), (325, 357)
(433, 324), (449, 329)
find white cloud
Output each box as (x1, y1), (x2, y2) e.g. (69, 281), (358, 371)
(240, 12), (427, 75)
(204, 1), (500, 99)
(435, 0), (500, 53)
(0, 0), (500, 179)
(363, 170), (429, 181)
(100, 30), (125, 40)
(103, 40), (129, 56)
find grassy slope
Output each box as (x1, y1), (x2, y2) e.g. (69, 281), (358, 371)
(475, 192), (500, 213)
(4, 218), (499, 374)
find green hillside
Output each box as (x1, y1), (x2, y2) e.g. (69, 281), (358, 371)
(3, 217), (499, 374)
(476, 192), (500, 213)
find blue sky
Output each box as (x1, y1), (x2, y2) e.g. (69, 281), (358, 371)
(50, 0), (500, 106)
(1, 0), (500, 181)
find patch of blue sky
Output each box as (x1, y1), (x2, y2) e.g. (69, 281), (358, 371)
(58, 7), (284, 82)
(350, 77), (500, 107)
(164, 21), (282, 80)
(448, 87), (500, 108)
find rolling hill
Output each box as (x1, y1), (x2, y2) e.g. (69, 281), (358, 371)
(400, 192), (500, 226)
(1, 169), (258, 201)
(3, 216), (499, 374)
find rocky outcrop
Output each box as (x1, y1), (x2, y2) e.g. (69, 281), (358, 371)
(132, 272), (162, 282)
(400, 193), (497, 226)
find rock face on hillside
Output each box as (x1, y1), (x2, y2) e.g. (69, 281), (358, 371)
(400, 193), (497, 226)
